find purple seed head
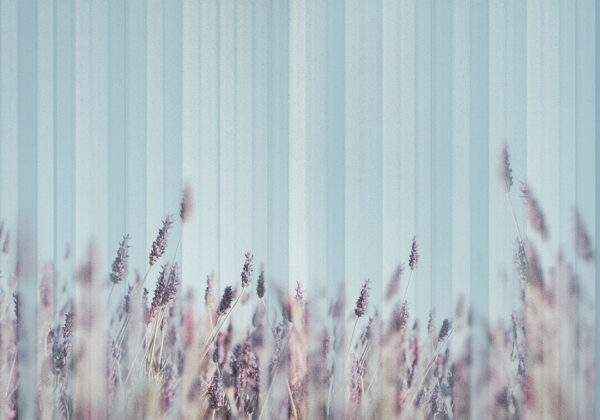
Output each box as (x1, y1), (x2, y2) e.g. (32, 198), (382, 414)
(40, 264), (54, 309)
(256, 264), (265, 298)
(295, 281), (304, 303)
(438, 318), (451, 341)
(2, 231), (9, 254)
(386, 264), (404, 302)
(151, 264), (170, 317)
(149, 215), (174, 266)
(208, 374), (225, 410)
(350, 353), (364, 405)
(427, 309), (436, 336)
(498, 142), (513, 192)
(161, 370), (176, 414)
(205, 272), (216, 308)
(409, 236), (419, 271)
(218, 286), (233, 315)
(63, 312), (74, 342)
(161, 263), (180, 307)
(520, 183), (548, 241)
(393, 300), (409, 333)
(12, 293), (18, 321)
(110, 234), (130, 284)
(574, 208), (593, 261)
(354, 279), (371, 317)
(241, 251), (253, 288)
(525, 242), (544, 288)
(514, 239), (528, 283)
(180, 183), (193, 223)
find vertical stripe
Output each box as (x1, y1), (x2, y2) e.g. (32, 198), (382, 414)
(37, 0), (55, 297)
(431, 0), (453, 320)
(382, 0), (403, 319)
(595, 0), (600, 415)
(268, 0), (289, 293)
(146, 0), (165, 268)
(289, 0), (307, 293)
(163, 0), (182, 251)
(200, 0), (220, 286)
(576, 0), (596, 416)
(559, 0), (577, 414)
(325, 0), (346, 412)
(125, 0), (147, 284)
(17, 1), (37, 417)
(107, 0), (125, 282)
(415, 0), (432, 325)
(55, 0), (76, 317)
(452, 0), (470, 315)
(470, 0), (490, 417)
(182, 0), (200, 301)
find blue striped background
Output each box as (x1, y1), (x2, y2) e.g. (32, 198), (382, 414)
(0, 0), (598, 415)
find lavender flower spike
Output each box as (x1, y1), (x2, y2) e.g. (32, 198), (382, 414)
(520, 183), (548, 240)
(208, 374), (225, 410)
(256, 264), (265, 298)
(218, 286), (233, 315)
(498, 142), (513, 192)
(151, 264), (170, 317)
(149, 215), (174, 266)
(161, 263), (180, 308)
(180, 182), (193, 223)
(355, 279), (371, 317)
(110, 234), (130, 284)
(438, 319), (451, 341)
(409, 236), (419, 271)
(241, 251), (254, 288)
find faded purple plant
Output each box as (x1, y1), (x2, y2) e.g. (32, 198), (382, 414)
(2, 231), (9, 254)
(205, 272), (216, 309)
(161, 369), (176, 414)
(520, 183), (548, 241)
(354, 279), (371, 317)
(350, 353), (364, 405)
(427, 309), (436, 336)
(392, 300), (409, 334)
(574, 209), (593, 261)
(110, 234), (130, 284)
(295, 281), (305, 303)
(63, 312), (74, 342)
(149, 215), (174, 266)
(229, 340), (260, 415)
(162, 263), (180, 308)
(438, 319), (451, 341)
(430, 384), (445, 416)
(386, 264), (404, 302)
(241, 251), (253, 288)
(218, 286), (233, 315)
(180, 183), (193, 223)
(525, 242), (544, 288)
(208, 374), (225, 410)
(151, 264), (171, 317)
(107, 339), (121, 400)
(256, 264), (265, 299)
(514, 239), (528, 284)
(52, 312), (74, 374)
(409, 236), (419, 271)
(39, 263), (54, 309)
(499, 142), (513, 192)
